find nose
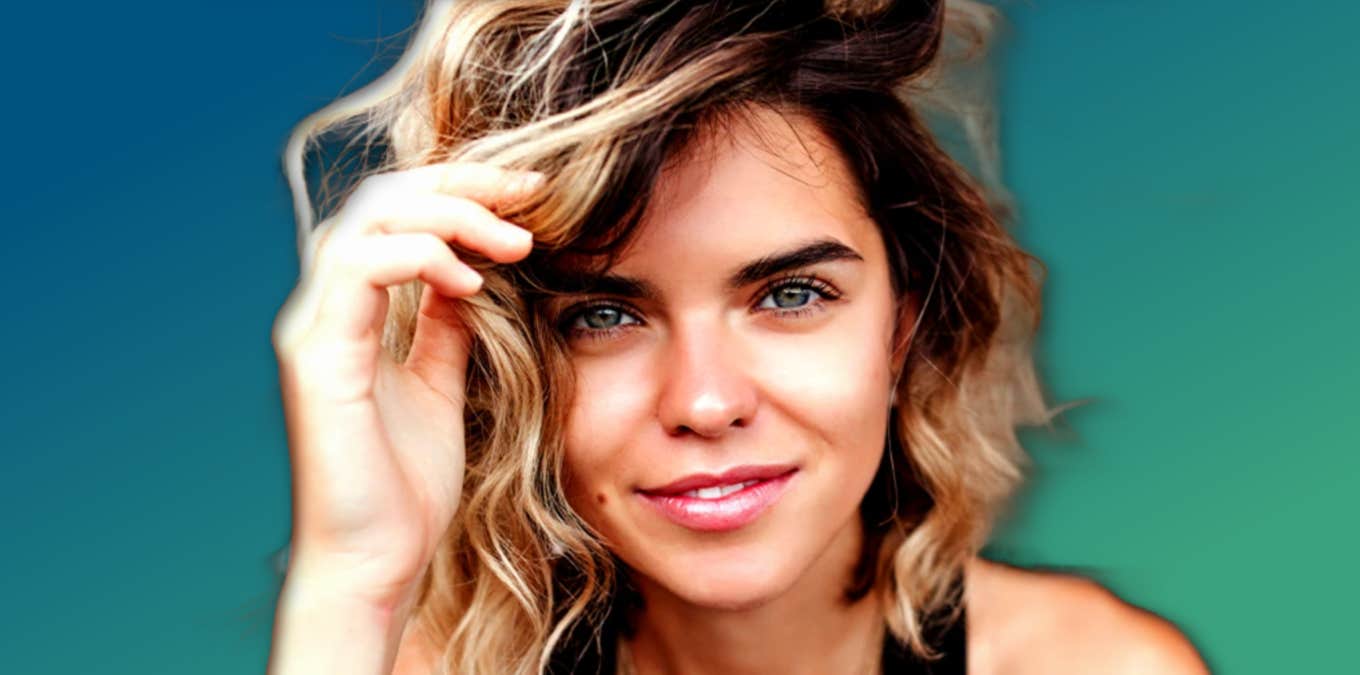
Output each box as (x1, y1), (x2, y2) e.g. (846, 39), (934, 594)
(656, 318), (758, 438)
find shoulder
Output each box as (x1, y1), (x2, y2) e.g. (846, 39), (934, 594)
(964, 556), (1210, 675)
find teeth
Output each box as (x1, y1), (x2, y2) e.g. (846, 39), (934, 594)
(682, 479), (759, 499)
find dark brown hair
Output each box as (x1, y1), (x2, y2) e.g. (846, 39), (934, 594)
(284, 1), (1060, 671)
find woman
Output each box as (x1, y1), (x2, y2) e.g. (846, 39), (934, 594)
(269, 1), (1209, 673)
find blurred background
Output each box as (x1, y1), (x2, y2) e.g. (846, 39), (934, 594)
(2, 0), (1355, 672)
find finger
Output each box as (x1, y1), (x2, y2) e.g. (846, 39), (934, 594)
(300, 218), (339, 276)
(358, 192), (534, 264)
(272, 266), (330, 359)
(305, 164), (543, 272)
(404, 283), (473, 404)
(401, 162), (546, 211)
(313, 233), (484, 344)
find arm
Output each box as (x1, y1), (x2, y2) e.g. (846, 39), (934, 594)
(267, 558), (421, 675)
(265, 161), (542, 674)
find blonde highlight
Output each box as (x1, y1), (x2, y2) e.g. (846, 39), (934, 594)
(281, 1), (1072, 671)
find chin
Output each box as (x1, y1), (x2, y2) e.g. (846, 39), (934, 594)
(635, 544), (804, 611)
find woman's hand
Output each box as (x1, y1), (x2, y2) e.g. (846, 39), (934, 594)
(270, 162), (543, 611)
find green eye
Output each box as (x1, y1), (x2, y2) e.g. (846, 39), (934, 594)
(766, 285), (815, 309)
(563, 303), (641, 337)
(757, 280), (831, 311)
(578, 306), (630, 329)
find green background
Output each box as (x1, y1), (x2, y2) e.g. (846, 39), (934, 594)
(2, 1), (1354, 672)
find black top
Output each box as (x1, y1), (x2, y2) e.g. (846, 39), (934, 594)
(882, 600), (968, 674)
(547, 591), (967, 674)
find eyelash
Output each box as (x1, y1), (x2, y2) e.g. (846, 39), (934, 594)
(557, 274), (843, 342)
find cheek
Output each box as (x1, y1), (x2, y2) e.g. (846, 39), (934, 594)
(763, 306), (896, 436)
(560, 355), (654, 517)
(751, 305), (898, 514)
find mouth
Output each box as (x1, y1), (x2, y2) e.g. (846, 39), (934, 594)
(635, 464), (799, 532)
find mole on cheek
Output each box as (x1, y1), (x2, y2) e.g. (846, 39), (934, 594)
(596, 493), (608, 506)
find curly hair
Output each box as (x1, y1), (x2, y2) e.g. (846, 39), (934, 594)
(281, 1), (1069, 672)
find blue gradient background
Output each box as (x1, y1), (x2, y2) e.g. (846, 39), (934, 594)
(2, 1), (1354, 672)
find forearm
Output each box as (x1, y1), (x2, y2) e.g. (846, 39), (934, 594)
(267, 565), (411, 675)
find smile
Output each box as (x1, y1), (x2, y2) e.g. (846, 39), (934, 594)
(636, 465), (798, 532)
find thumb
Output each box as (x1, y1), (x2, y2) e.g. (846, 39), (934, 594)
(404, 284), (473, 404)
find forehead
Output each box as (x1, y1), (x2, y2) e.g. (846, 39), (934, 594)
(609, 106), (880, 271)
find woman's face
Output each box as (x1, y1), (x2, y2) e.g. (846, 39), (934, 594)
(551, 108), (906, 610)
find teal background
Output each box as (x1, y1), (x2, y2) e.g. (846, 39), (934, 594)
(1, 1), (1354, 672)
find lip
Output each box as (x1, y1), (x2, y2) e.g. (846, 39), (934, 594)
(636, 465), (799, 532)
(638, 463), (800, 495)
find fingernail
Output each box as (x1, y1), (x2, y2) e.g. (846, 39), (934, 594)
(507, 226), (533, 246)
(462, 267), (485, 290)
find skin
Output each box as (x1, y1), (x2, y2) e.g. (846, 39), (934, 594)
(547, 107), (900, 674)
(390, 107), (1211, 673)
(549, 107), (1207, 674)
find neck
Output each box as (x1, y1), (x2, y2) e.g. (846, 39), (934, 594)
(621, 519), (884, 675)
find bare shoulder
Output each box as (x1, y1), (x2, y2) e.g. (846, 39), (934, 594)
(964, 556), (1210, 675)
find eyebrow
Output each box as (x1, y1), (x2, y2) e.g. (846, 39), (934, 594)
(544, 237), (864, 300)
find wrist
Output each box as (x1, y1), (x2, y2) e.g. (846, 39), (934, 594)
(283, 543), (428, 616)
(268, 564), (416, 675)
